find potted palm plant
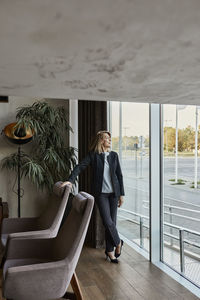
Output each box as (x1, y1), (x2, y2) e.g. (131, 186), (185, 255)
(1, 101), (77, 191)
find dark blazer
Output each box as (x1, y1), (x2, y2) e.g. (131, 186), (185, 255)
(68, 151), (125, 197)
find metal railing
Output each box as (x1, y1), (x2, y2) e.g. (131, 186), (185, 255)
(118, 207), (200, 275)
(118, 208), (148, 248)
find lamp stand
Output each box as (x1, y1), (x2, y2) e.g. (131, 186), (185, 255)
(17, 146), (21, 218)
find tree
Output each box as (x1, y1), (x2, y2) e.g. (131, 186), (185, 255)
(1, 101), (77, 191)
(112, 137), (119, 151)
(164, 127), (175, 152)
(181, 126), (195, 152)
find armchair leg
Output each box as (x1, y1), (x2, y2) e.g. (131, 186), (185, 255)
(70, 273), (84, 300)
(63, 273), (83, 300)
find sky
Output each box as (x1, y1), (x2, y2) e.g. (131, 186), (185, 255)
(164, 104), (197, 130)
(111, 102), (198, 138)
(111, 102), (149, 137)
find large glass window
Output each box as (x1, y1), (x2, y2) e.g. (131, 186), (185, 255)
(109, 102), (150, 252)
(162, 104), (200, 287)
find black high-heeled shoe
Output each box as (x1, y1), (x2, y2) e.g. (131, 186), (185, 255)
(105, 251), (118, 263)
(115, 240), (124, 258)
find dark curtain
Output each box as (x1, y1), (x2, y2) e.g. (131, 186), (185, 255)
(78, 100), (107, 248)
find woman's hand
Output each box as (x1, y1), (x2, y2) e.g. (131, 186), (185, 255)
(118, 196), (124, 207)
(60, 181), (73, 189)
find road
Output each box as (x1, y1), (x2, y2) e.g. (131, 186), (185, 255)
(122, 156), (200, 181)
(118, 156), (200, 286)
(120, 156), (200, 236)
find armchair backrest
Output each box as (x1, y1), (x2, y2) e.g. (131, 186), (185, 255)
(36, 181), (71, 237)
(1, 182), (71, 248)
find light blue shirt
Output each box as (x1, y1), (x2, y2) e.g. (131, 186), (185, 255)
(102, 152), (114, 193)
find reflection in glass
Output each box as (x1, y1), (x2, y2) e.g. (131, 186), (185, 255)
(110, 102), (149, 252)
(162, 104), (200, 287)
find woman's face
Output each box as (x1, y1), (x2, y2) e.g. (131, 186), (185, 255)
(101, 133), (111, 149)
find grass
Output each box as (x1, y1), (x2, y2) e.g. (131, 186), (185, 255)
(164, 151), (197, 157)
(169, 178), (187, 185)
(168, 179), (200, 189)
(191, 181), (200, 185)
(190, 182), (200, 189)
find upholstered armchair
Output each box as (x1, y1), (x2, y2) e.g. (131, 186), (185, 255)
(3, 192), (94, 300)
(1, 181), (71, 249)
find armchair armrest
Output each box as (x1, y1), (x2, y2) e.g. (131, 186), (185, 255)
(4, 260), (70, 300)
(7, 228), (51, 241)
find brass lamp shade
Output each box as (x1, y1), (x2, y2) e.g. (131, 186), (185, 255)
(3, 122), (34, 145)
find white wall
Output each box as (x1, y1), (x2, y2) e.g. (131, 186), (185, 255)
(0, 97), (69, 217)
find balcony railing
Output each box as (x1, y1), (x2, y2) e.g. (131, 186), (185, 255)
(118, 207), (200, 280)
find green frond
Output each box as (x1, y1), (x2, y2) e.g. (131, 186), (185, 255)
(1, 152), (29, 172)
(2, 100), (77, 191)
(22, 160), (45, 188)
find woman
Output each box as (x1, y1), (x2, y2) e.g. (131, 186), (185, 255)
(61, 130), (124, 263)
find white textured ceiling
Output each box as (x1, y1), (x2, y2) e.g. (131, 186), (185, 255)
(1, 0), (200, 104)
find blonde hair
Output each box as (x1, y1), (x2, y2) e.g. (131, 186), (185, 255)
(89, 130), (111, 153)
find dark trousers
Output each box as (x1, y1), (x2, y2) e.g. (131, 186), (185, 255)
(96, 193), (120, 252)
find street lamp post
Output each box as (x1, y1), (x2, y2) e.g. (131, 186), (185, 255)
(164, 119), (172, 153)
(119, 102), (122, 163)
(194, 106), (200, 188)
(175, 105), (186, 183)
(175, 107), (178, 183)
(139, 135), (145, 178)
(134, 143), (138, 178)
(123, 126), (129, 157)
